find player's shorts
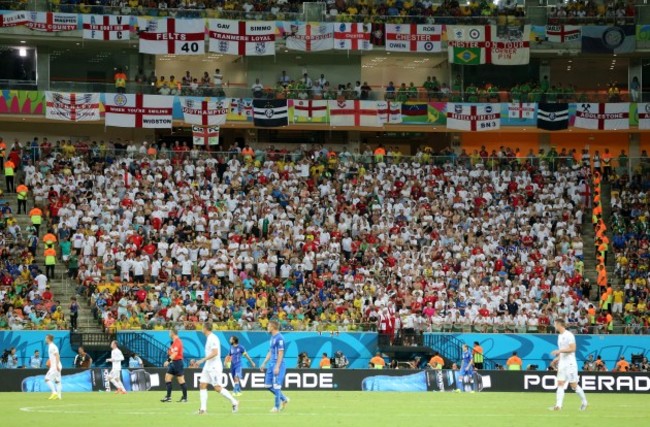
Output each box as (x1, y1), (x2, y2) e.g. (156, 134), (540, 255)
(167, 360), (184, 377)
(200, 367), (224, 387)
(264, 364), (286, 389)
(45, 368), (61, 383)
(230, 365), (243, 379)
(459, 366), (474, 377)
(108, 369), (121, 381)
(557, 363), (579, 383)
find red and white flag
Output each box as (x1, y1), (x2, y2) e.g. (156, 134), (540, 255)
(208, 19), (276, 56)
(545, 25), (581, 43)
(284, 22), (333, 52)
(138, 18), (205, 55)
(574, 103), (629, 130)
(192, 125), (220, 147)
(508, 102), (536, 119)
(0, 11), (29, 27)
(292, 100), (328, 122)
(334, 23), (372, 51)
(377, 101), (402, 124)
(104, 93), (173, 128)
(27, 12), (77, 32)
(180, 98), (229, 126)
(83, 15), (130, 41)
(446, 103), (500, 131)
(45, 92), (100, 122)
(328, 100), (380, 127)
(384, 24), (442, 53)
(638, 103), (650, 130)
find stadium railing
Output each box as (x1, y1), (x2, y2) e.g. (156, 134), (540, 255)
(0, 79), (642, 105)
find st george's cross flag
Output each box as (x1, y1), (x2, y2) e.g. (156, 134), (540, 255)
(138, 18), (205, 55)
(180, 98), (229, 126)
(45, 92), (100, 122)
(104, 93), (174, 128)
(82, 15), (130, 40)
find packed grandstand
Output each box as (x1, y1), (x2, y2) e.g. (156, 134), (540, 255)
(0, 140), (646, 336)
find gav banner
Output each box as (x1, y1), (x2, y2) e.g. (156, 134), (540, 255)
(7, 368), (649, 393)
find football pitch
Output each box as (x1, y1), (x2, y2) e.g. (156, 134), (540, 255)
(5, 391), (648, 427)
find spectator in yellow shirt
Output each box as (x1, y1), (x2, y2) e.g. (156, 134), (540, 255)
(612, 288), (624, 315)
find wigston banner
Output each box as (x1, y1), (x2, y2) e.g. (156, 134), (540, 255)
(104, 93), (174, 128)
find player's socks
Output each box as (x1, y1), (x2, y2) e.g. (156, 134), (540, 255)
(47, 381), (56, 395)
(165, 382), (172, 398)
(220, 388), (237, 405)
(199, 389), (208, 412)
(55, 382), (62, 398)
(574, 386), (587, 404)
(181, 383), (188, 399)
(555, 386), (565, 408)
(234, 383), (241, 393)
(273, 388), (281, 409)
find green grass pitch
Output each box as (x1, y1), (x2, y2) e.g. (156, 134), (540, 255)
(5, 391), (648, 427)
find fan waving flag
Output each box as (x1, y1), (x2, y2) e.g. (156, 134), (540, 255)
(446, 103), (500, 131)
(139, 18), (205, 55)
(27, 12), (77, 32)
(384, 24), (442, 53)
(104, 93), (174, 128)
(253, 99), (288, 127)
(292, 100), (328, 123)
(638, 103), (650, 130)
(284, 22), (334, 52)
(0, 11), (29, 27)
(45, 92), (100, 122)
(574, 103), (629, 130)
(209, 19), (276, 56)
(537, 103), (569, 131)
(377, 101), (402, 124)
(334, 23), (372, 51)
(192, 126), (220, 147)
(83, 15), (130, 40)
(328, 100), (381, 127)
(181, 98), (229, 126)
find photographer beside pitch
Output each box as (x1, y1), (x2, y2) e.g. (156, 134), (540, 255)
(550, 318), (588, 411)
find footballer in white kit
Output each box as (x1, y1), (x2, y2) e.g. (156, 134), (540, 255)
(107, 340), (127, 394)
(196, 322), (239, 414)
(550, 318), (588, 411)
(45, 334), (63, 400)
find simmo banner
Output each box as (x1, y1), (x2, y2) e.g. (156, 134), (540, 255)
(209, 19), (276, 56)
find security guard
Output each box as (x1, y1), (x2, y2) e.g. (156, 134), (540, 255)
(44, 246), (57, 279)
(29, 206), (43, 236)
(472, 341), (484, 370)
(4, 158), (15, 193)
(16, 183), (28, 214)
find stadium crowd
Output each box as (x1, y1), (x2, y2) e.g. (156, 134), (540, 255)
(0, 137), (621, 338)
(42, 0), (525, 23)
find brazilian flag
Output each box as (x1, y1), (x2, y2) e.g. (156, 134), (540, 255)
(452, 47), (481, 65)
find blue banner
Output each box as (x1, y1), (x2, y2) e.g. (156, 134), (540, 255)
(0, 331), (76, 367)
(436, 333), (650, 369)
(117, 331), (377, 369)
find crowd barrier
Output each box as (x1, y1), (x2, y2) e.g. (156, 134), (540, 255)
(8, 368), (650, 393)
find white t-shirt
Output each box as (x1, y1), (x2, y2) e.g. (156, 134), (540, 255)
(111, 348), (124, 370)
(204, 333), (223, 371)
(48, 342), (62, 370)
(557, 330), (577, 367)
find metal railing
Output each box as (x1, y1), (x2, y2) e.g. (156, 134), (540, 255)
(1, 79), (644, 104)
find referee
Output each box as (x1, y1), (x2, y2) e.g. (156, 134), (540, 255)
(161, 329), (188, 403)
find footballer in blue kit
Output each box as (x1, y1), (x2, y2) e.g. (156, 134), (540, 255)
(260, 320), (289, 412)
(456, 343), (475, 392)
(228, 336), (256, 396)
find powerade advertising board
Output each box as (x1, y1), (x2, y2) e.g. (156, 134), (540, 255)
(8, 369), (649, 393)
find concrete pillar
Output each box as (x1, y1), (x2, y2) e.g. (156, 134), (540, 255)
(628, 60), (642, 103)
(347, 130), (362, 153)
(539, 62), (551, 86)
(629, 133), (640, 174)
(302, 2), (322, 21)
(36, 48), (50, 91)
(539, 133), (551, 152)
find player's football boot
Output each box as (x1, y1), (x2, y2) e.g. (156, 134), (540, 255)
(160, 396), (172, 403)
(232, 401), (239, 413)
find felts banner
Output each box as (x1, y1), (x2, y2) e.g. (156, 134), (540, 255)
(6, 368), (650, 393)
